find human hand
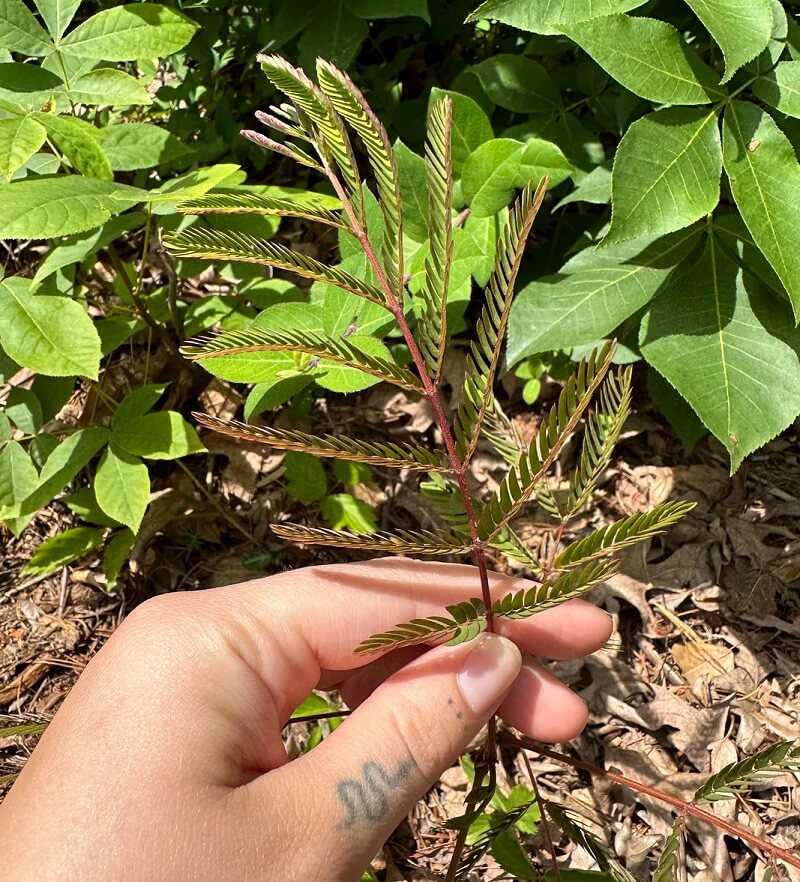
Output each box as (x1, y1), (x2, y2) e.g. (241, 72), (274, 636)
(0, 559), (612, 881)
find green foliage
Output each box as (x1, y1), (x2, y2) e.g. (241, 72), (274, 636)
(694, 740), (800, 803)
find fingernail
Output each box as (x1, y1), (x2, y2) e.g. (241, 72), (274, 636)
(457, 634), (522, 716)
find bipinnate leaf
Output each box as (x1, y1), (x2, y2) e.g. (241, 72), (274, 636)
(317, 59), (404, 298)
(194, 413), (450, 471)
(493, 560), (618, 619)
(694, 740), (800, 803)
(455, 180), (547, 463)
(561, 15), (722, 105)
(683, 0), (772, 83)
(466, 0), (646, 35)
(555, 500), (695, 569)
(567, 367), (632, 514)
(722, 100), (800, 318)
(257, 55), (362, 212)
(181, 327), (421, 391)
(176, 191), (345, 228)
(545, 803), (636, 882)
(355, 598), (487, 655)
(478, 342), (615, 540)
(418, 96), (453, 378)
(271, 523), (470, 555)
(0, 276), (101, 379)
(640, 235), (800, 473)
(163, 227), (387, 306)
(604, 108), (721, 246)
(652, 818), (684, 882)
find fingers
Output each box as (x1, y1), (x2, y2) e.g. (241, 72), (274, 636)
(226, 558), (612, 719)
(250, 634), (522, 878)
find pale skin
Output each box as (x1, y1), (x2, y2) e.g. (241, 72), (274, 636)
(0, 559), (613, 881)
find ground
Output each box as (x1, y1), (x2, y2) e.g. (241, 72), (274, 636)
(1, 373), (799, 880)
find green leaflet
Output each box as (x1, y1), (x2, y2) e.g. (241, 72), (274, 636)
(507, 227), (701, 362)
(753, 60), (800, 119)
(722, 100), (800, 320)
(33, 0), (81, 40)
(466, 0), (646, 35)
(23, 526), (105, 576)
(33, 112), (112, 180)
(0, 441), (38, 534)
(640, 235), (800, 473)
(0, 115), (47, 182)
(684, 0), (773, 82)
(0, 0), (53, 56)
(469, 55), (561, 113)
(562, 14), (723, 105)
(605, 108), (721, 246)
(94, 446), (149, 533)
(694, 740), (800, 803)
(0, 276), (101, 378)
(111, 412), (206, 461)
(428, 88), (492, 175)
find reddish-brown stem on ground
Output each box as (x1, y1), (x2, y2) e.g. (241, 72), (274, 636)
(506, 735), (800, 871)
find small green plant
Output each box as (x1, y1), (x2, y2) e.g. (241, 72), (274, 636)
(164, 55), (699, 877)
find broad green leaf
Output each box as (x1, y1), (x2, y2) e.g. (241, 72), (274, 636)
(555, 165), (611, 209)
(64, 486), (121, 527)
(315, 335), (395, 393)
(470, 55), (561, 112)
(284, 451), (327, 502)
(24, 526), (104, 576)
(102, 528), (135, 591)
(722, 100), (800, 319)
(396, 140), (427, 242)
(5, 387), (42, 433)
(0, 441), (38, 521)
(429, 87), (493, 174)
(112, 411), (206, 460)
(753, 61), (800, 119)
(562, 15), (722, 105)
(507, 228), (700, 361)
(462, 137), (572, 217)
(0, 0), (53, 55)
(101, 123), (193, 171)
(298, 0), (367, 71)
(18, 426), (109, 514)
(0, 276), (101, 378)
(60, 3), (198, 60)
(34, 0), (81, 40)
(345, 0), (429, 20)
(112, 383), (168, 428)
(467, 0), (646, 35)
(684, 0), (772, 83)
(95, 445), (149, 533)
(244, 376), (313, 418)
(0, 177), (145, 238)
(0, 62), (62, 110)
(750, 0), (787, 74)
(320, 492), (378, 533)
(31, 212), (144, 288)
(647, 368), (707, 452)
(0, 411), (10, 446)
(0, 115), (46, 182)
(640, 237), (800, 472)
(34, 113), (112, 180)
(67, 68), (153, 106)
(147, 163), (241, 215)
(605, 107), (721, 245)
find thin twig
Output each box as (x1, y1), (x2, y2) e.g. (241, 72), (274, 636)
(505, 735), (800, 871)
(522, 750), (562, 882)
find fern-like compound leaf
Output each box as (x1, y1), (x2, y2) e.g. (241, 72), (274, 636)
(694, 740), (800, 804)
(180, 327), (422, 392)
(271, 523), (470, 555)
(175, 190), (346, 229)
(546, 803), (636, 882)
(355, 598), (487, 655)
(455, 800), (537, 880)
(420, 473), (471, 535)
(477, 342), (616, 540)
(555, 500), (695, 570)
(652, 818), (684, 882)
(316, 59), (404, 298)
(163, 227), (387, 307)
(567, 366), (633, 514)
(493, 560), (617, 619)
(455, 179), (548, 463)
(240, 128), (324, 172)
(257, 54), (363, 213)
(419, 96), (453, 378)
(483, 394), (526, 466)
(193, 414), (450, 471)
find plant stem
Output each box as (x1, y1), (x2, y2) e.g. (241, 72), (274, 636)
(506, 735), (800, 871)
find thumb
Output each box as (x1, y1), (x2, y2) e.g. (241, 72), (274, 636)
(262, 633), (522, 878)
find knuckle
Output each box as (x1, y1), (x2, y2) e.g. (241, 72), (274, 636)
(384, 699), (435, 783)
